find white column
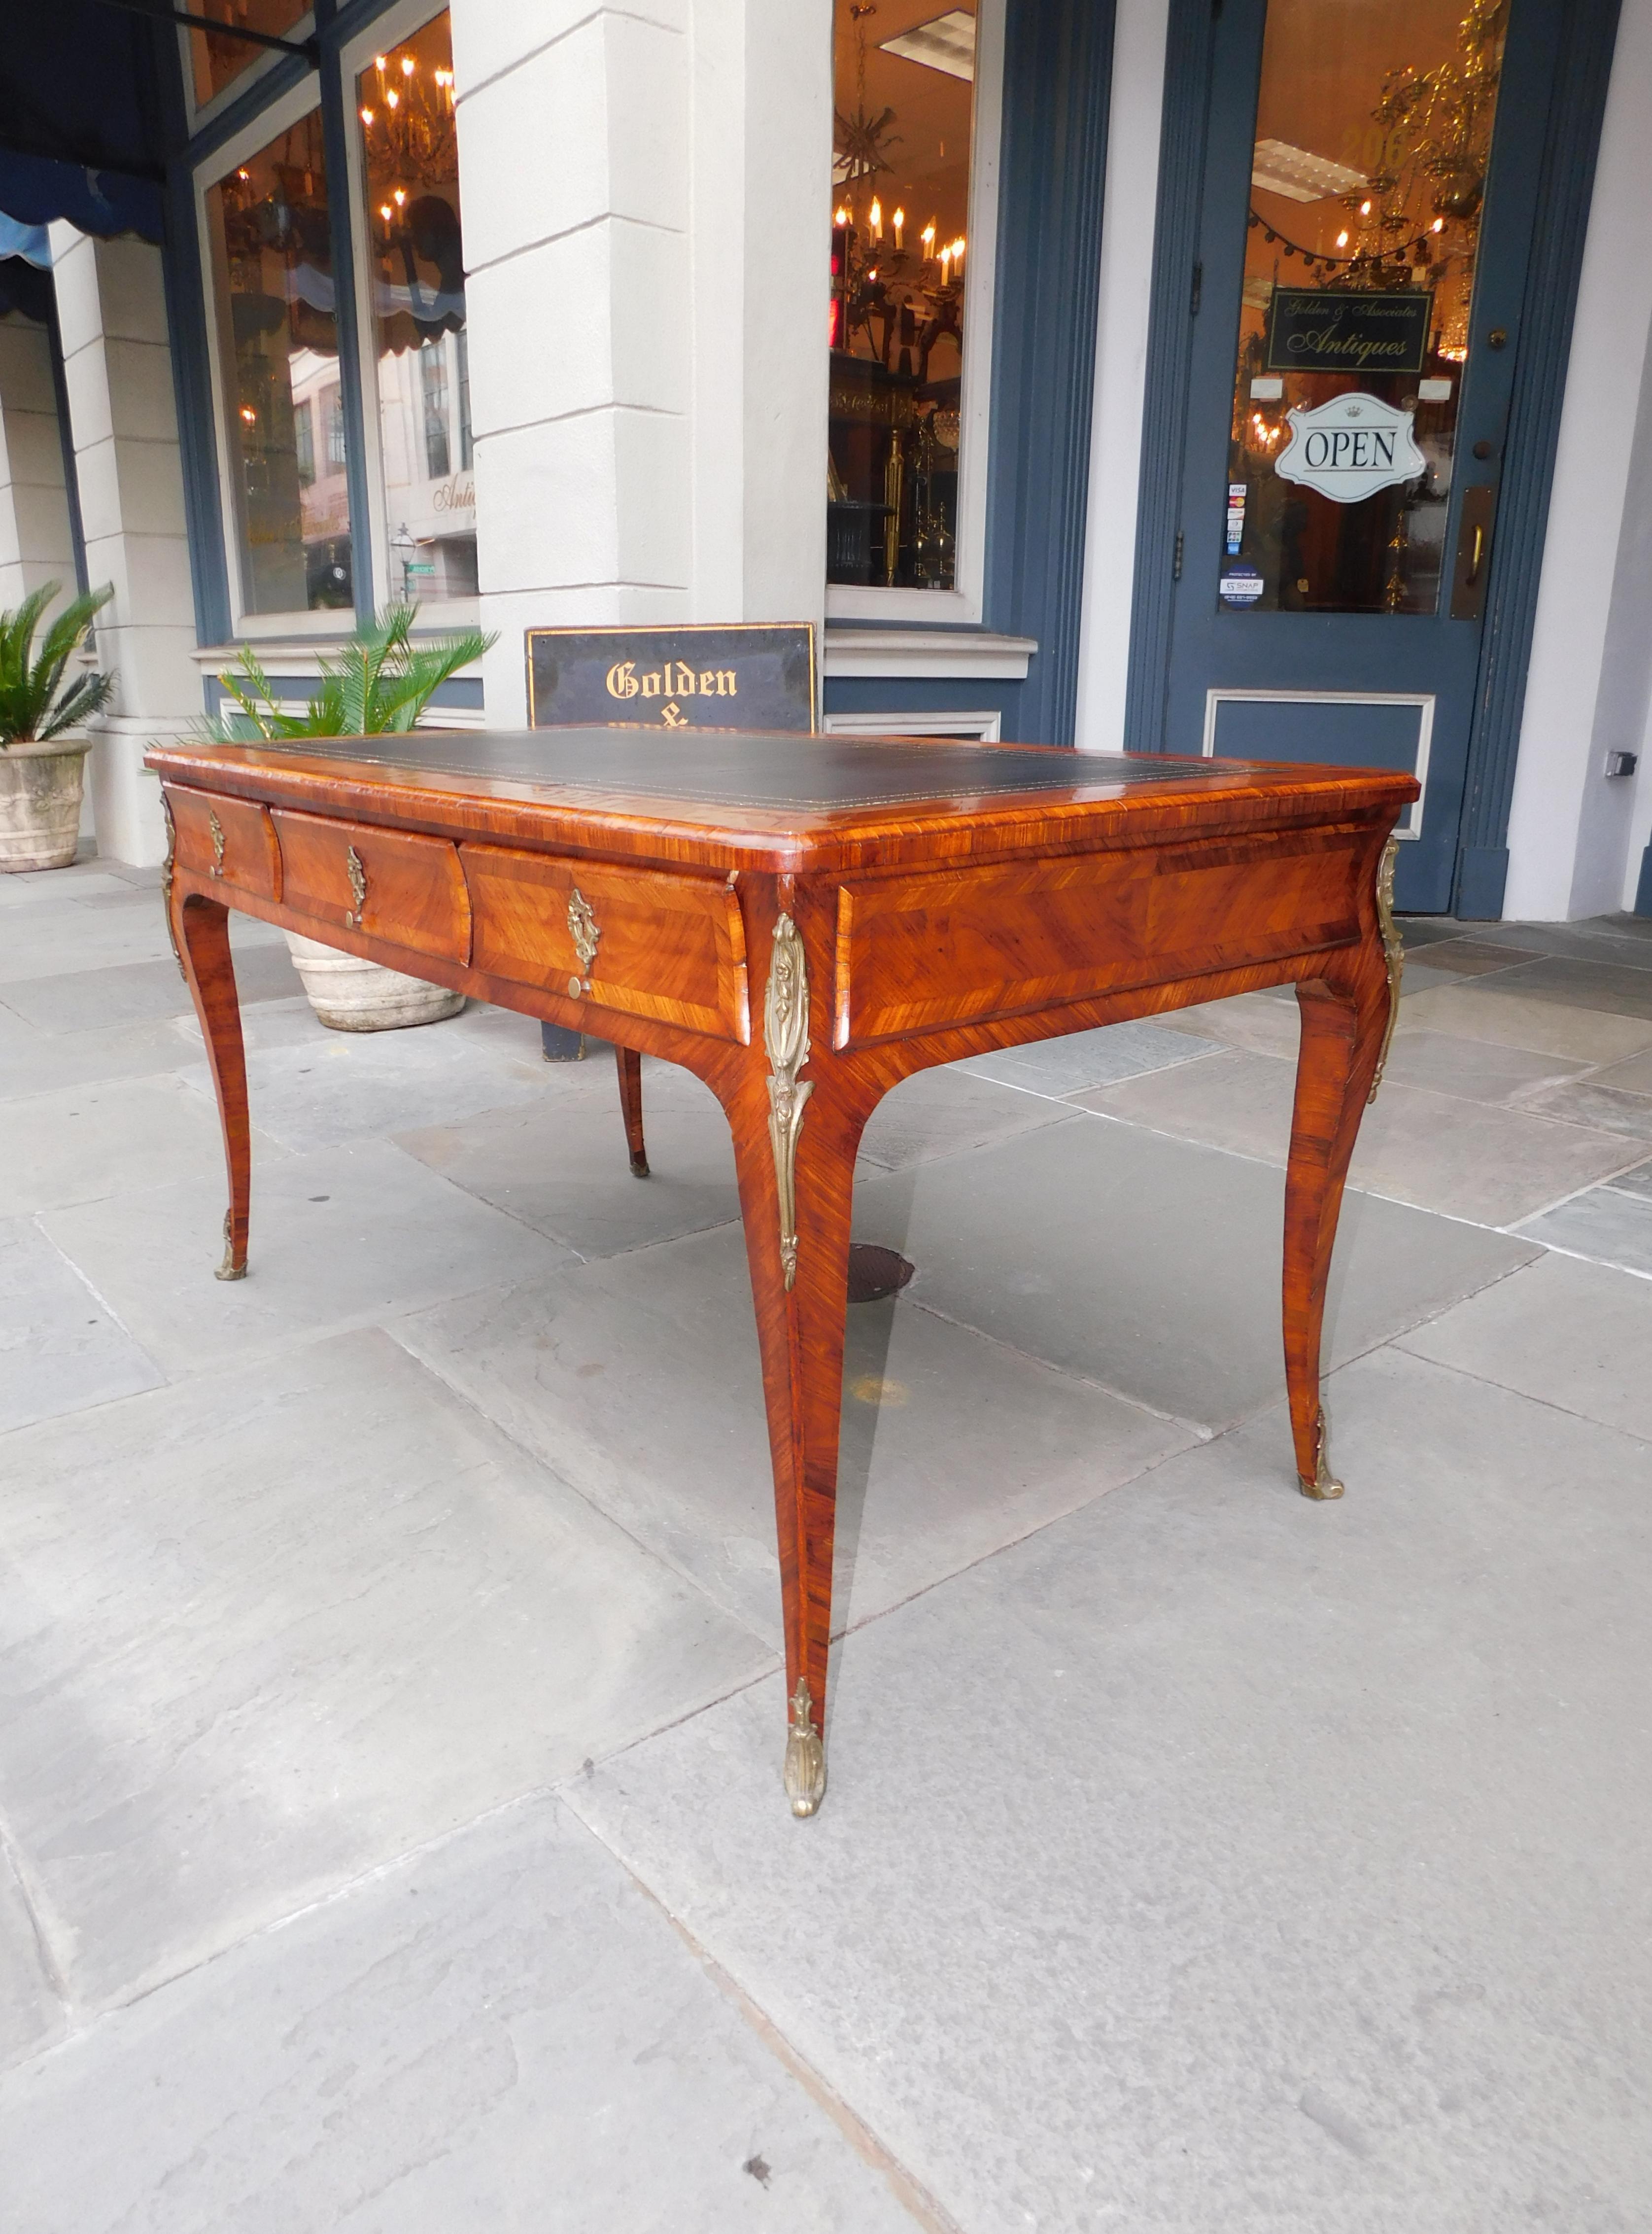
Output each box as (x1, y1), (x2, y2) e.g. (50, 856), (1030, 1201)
(1505, 0), (1652, 920)
(49, 225), (196, 867)
(449, 0), (830, 731)
(0, 312), (76, 611)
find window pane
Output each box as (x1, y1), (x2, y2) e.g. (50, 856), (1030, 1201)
(206, 109), (353, 616)
(358, 14), (477, 604)
(827, 2), (977, 592)
(190, 0), (309, 109)
(1220, 0), (1506, 616)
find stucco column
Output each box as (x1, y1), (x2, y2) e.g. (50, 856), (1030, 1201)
(48, 224), (196, 867)
(0, 310), (77, 611)
(449, 0), (830, 730)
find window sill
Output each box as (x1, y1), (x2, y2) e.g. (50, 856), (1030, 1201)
(821, 628), (1038, 681)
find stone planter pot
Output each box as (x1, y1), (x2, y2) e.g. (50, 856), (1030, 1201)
(284, 932), (465, 1032)
(0, 738), (91, 872)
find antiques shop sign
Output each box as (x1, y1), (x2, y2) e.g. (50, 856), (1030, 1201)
(526, 624), (816, 731)
(1274, 392), (1426, 505)
(1265, 287), (1432, 376)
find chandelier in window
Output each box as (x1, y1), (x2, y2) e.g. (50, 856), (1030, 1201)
(830, 3), (966, 381)
(359, 46), (457, 236)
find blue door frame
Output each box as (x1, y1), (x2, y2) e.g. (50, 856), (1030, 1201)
(1125, 0), (1621, 917)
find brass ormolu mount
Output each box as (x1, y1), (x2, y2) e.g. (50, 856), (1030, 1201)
(1298, 1405), (1343, 1501)
(784, 1676), (826, 1817)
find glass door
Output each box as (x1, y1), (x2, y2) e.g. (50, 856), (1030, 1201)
(1159, 0), (1568, 911)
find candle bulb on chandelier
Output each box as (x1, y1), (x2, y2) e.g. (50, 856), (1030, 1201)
(940, 245), (951, 283)
(870, 196), (882, 239)
(952, 235), (965, 270)
(893, 206), (904, 249)
(834, 204), (849, 229)
(921, 220), (936, 259)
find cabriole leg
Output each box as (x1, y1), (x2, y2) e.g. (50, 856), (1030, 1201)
(615, 1044), (649, 1176)
(1284, 953), (1392, 1497)
(176, 892), (251, 1281)
(723, 904), (870, 1818)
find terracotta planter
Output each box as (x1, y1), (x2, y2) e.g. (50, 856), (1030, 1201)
(0, 738), (91, 871)
(284, 932), (465, 1032)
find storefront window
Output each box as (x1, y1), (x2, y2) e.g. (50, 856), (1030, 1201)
(827, 2), (977, 592)
(358, 14), (477, 603)
(190, 1), (310, 111)
(206, 107), (353, 616)
(1220, 0), (1506, 616)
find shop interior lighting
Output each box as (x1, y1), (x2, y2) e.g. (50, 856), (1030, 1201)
(1251, 138), (1367, 204)
(879, 8), (977, 82)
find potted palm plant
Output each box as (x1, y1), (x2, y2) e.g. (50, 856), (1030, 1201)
(206, 603), (493, 1030)
(0, 583), (115, 871)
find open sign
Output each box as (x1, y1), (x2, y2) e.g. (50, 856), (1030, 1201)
(1275, 392), (1427, 506)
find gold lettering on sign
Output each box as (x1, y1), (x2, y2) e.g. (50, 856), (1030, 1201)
(603, 656), (741, 709)
(764, 912), (813, 1291)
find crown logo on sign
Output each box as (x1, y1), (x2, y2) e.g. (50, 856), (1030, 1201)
(1345, 403), (1363, 418)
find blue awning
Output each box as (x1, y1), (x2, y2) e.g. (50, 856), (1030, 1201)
(0, 1), (170, 244)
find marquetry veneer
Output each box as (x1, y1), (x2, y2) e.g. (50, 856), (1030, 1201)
(148, 726), (1416, 1821)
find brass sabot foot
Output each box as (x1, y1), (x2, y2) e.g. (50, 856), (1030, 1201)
(628, 1151), (651, 1178)
(783, 1676), (826, 1819)
(215, 1210), (248, 1282)
(1297, 1406), (1343, 1500)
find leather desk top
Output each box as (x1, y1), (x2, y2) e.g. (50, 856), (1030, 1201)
(152, 729), (1416, 876)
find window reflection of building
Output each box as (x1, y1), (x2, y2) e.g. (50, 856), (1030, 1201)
(189, 0), (309, 110)
(205, 105), (353, 617)
(358, 12), (476, 603)
(827, 1), (976, 593)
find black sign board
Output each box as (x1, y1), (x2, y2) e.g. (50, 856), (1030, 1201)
(526, 624), (816, 732)
(1264, 288), (1433, 377)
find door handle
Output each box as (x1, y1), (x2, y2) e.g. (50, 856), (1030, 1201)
(1451, 487), (1496, 620)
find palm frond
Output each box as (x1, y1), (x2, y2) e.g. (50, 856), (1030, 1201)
(0, 581), (115, 745)
(202, 604), (496, 746)
(35, 670), (115, 741)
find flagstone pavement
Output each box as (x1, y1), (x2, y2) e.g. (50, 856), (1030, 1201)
(1, 853), (1649, 2232)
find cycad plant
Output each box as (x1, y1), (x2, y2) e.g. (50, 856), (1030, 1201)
(205, 602), (493, 741)
(0, 583), (115, 745)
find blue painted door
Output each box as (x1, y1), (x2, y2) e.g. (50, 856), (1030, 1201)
(1162, 0), (1569, 911)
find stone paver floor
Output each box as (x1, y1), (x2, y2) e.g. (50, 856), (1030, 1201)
(1, 855), (1649, 2231)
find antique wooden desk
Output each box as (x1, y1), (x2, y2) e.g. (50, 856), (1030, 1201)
(147, 728), (1416, 1818)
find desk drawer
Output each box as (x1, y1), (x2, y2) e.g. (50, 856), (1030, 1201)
(167, 786), (279, 900)
(462, 845), (750, 1042)
(834, 831), (1365, 1046)
(272, 811), (471, 964)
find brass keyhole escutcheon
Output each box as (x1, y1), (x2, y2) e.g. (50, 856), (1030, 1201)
(344, 845), (367, 930)
(208, 809), (225, 877)
(567, 886), (600, 995)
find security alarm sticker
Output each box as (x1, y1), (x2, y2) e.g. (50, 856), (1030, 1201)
(1218, 563), (1265, 607)
(1274, 392), (1426, 506)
